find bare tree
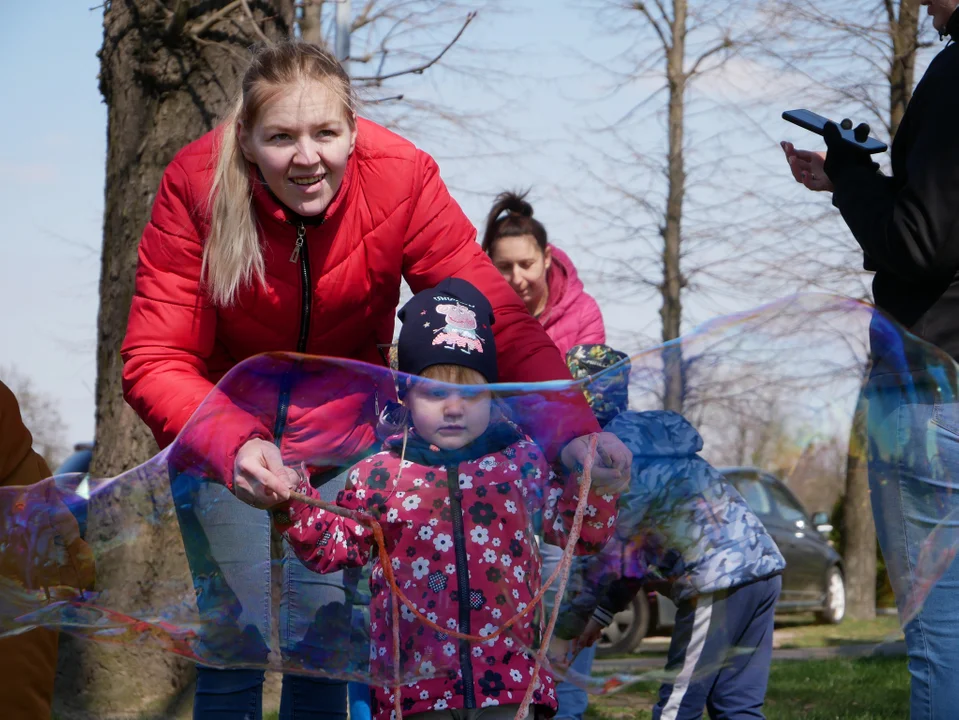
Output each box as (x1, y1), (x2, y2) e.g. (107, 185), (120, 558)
(0, 367), (69, 471)
(575, 0), (780, 413)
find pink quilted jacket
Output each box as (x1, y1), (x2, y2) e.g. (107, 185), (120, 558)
(538, 246), (605, 358)
(275, 422), (617, 719)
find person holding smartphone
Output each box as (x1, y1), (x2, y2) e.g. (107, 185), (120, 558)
(781, 3), (959, 719)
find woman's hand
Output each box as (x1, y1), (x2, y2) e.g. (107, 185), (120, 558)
(781, 141), (834, 193)
(233, 438), (299, 509)
(561, 432), (632, 495)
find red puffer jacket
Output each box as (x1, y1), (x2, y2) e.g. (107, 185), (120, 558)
(121, 119), (598, 484)
(273, 422), (617, 719)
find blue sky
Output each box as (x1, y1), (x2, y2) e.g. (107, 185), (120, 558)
(0, 2), (105, 446)
(0, 0), (931, 448)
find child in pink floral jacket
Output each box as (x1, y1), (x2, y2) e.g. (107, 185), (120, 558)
(271, 279), (618, 720)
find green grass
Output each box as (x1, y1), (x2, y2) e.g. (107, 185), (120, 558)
(586, 656), (909, 720)
(773, 614), (903, 649)
(598, 614), (903, 660)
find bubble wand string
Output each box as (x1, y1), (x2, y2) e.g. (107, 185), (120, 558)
(289, 433), (600, 720)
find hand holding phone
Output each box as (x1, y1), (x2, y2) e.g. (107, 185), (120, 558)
(782, 109), (887, 154)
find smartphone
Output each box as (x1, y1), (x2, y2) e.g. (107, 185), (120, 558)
(783, 109), (887, 154)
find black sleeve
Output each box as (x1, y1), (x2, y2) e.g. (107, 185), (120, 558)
(830, 70), (959, 282)
(597, 575), (646, 617)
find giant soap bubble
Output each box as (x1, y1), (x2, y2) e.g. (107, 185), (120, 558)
(1, 294), (956, 714)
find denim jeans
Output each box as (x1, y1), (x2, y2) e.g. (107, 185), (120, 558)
(172, 470), (367, 720)
(540, 541), (596, 720)
(865, 371), (959, 720)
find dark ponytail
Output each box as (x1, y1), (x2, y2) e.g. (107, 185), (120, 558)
(481, 190), (549, 255)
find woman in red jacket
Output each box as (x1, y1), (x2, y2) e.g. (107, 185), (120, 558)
(482, 192), (606, 358)
(121, 42), (629, 720)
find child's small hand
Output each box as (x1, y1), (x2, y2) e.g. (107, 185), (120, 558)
(561, 433), (632, 494)
(577, 618), (605, 649)
(547, 636), (573, 670)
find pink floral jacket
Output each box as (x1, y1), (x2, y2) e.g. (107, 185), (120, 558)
(274, 422), (617, 719)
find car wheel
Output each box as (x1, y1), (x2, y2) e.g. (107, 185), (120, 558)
(816, 566), (846, 625)
(596, 593), (650, 657)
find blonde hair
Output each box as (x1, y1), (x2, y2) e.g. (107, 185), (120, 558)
(203, 41), (356, 306)
(418, 365), (490, 386)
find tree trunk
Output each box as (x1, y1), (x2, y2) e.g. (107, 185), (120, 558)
(843, 390), (877, 620)
(55, 2), (292, 717)
(889, 0), (921, 138)
(300, 0), (326, 46)
(661, 0), (687, 414)
(839, 0), (923, 624)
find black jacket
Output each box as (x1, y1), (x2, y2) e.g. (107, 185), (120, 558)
(830, 11), (959, 363)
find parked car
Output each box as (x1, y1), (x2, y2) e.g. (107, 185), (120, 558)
(56, 442), (94, 476)
(53, 442), (94, 538)
(597, 466), (845, 656)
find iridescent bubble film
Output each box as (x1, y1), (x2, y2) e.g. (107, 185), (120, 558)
(1, 295), (955, 706)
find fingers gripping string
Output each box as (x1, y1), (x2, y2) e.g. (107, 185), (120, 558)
(289, 433), (601, 720)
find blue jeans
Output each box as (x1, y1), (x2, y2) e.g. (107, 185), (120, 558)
(172, 470), (368, 720)
(349, 682), (372, 720)
(540, 542), (596, 720)
(865, 372), (959, 720)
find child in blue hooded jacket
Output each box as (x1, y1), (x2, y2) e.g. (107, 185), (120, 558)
(554, 344), (785, 720)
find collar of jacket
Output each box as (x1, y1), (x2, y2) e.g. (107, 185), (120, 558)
(249, 149), (357, 230)
(945, 7), (959, 42)
(386, 421), (523, 466)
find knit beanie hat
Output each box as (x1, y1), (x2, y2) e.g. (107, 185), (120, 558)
(566, 344), (630, 425)
(397, 278), (498, 383)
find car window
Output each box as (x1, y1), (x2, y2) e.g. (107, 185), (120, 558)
(55, 450), (93, 475)
(766, 483), (808, 525)
(730, 476), (772, 516)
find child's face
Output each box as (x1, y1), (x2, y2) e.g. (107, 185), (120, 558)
(405, 382), (492, 450)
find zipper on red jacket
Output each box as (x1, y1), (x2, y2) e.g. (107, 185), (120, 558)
(447, 463), (477, 709)
(273, 220), (319, 444)
(294, 222), (313, 352)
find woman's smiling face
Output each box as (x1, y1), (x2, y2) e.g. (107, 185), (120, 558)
(239, 79), (356, 217)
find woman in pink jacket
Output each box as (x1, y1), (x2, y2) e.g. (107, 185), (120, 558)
(482, 192), (605, 357)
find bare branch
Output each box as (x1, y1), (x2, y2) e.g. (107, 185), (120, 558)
(634, 1), (672, 53)
(352, 11), (476, 83)
(366, 93), (405, 104)
(686, 36), (733, 77)
(239, 0), (272, 45)
(192, 0), (243, 37)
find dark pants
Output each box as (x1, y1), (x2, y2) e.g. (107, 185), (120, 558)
(172, 470), (366, 720)
(653, 575), (781, 720)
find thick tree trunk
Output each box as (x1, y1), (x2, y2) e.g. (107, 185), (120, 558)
(661, 0), (687, 414)
(55, 2), (292, 717)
